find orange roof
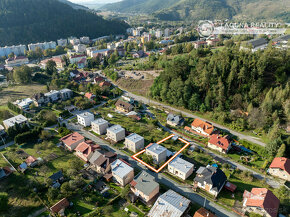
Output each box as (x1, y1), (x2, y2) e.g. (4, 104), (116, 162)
(75, 141), (100, 158)
(193, 208), (216, 217)
(99, 81), (111, 88)
(208, 135), (231, 151)
(50, 198), (69, 213)
(191, 119), (215, 135)
(60, 132), (84, 147)
(25, 156), (37, 164)
(85, 92), (95, 99)
(269, 157), (290, 174)
(243, 188), (280, 217)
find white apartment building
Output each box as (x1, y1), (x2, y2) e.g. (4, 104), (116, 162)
(0, 45), (27, 57)
(57, 39), (68, 47)
(44, 90), (60, 102)
(124, 133), (144, 153)
(155, 30), (163, 38)
(73, 44), (86, 53)
(164, 28), (170, 37)
(77, 112), (94, 127)
(28, 41), (56, 51)
(59, 88), (73, 100)
(80, 36), (90, 44)
(3, 115), (28, 129)
(91, 118), (109, 135)
(5, 56), (29, 67)
(106, 125), (125, 142)
(69, 38), (80, 45)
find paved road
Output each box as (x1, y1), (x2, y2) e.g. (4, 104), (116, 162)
(68, 123), (240, 217)
(124, 91), (266, 147)
(0, 141), (15, 150)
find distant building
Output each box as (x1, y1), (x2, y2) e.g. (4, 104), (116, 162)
(243, 188), (280, 217)
(268, 157), (290, 181)
(207, 135), (232, 154)
(164, 28), (170, 37)
(115, 99), (133, 113)
(3, 115), (28, 129)
(57, 39), (68, 47)
(148, 190), (190, 217)
(5, 56), (29, 67)
(193, 40), (207, 49)
(155, 30), (163, 38)
(59, 88), (73, 101)
(69, 54), (86, 64)
(45, 90), (60, 102)
(166, 114), (184, 127)
(28, 41), (56, 51)
(190, 118), (215, 137)
(194, 165), (227, 197)
(0, 125), (5, 136)
(130, 171), (159, 203)
(74, 44), (86, 53)
(50, 198), (70, 216)
(168, 157), (194, 180)
(206, 38), (220, 46)
(69, 38), (80, 45)
(0, 45), (27, 57)
(60, 132), (85, 151)
(124, 133), (144, 153)
(77, 112), (94, 127)
(146, 143), (167, 164)
(80, 36), (90, 44)
(272, 34), (290, 49)
(240, 38), (268, 52)
(111, 159), (134, 186)
(75, 141), (100, 162)
(40, 57), (65, 69)
(91, 118), (109, 135)
(106, 125), (125, 142)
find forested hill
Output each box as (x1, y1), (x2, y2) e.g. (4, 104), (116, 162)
(102, 0), (289, 22)
(150, 47), (290, 156)
(0, 0), (129, 46)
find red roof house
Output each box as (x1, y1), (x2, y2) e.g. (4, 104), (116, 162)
(85, 92), (96, 100)
(191, 118), (215, 137)
(193, 208), (217, 217)
(25, 156), (38, 167)
(60, 132), (85, 151)
(269, 157), (290, 181)
(75, 141), (100, 162)
(208, 135), (231, 153)
(50, 198), (70, 215)
(243, 188), (280, 217)
(99, 81), (111, 88)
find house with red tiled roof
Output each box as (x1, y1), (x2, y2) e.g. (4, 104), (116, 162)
(60, 132), (85, 151)
(268, 157), (290, 181)
(193, 207), (216, 217)
(50, 198), (70, 216)
(207, 135), (232, 154)
(190, 118), (215, 137)
(25, 156), (38, 167)
(75, 141), (100, 162)
(243, 188), (280, 217)
(99, 81), (111, 88)
(85, 92), (96, 101)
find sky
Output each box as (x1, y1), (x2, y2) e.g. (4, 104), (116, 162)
(68, 0), (121, 3)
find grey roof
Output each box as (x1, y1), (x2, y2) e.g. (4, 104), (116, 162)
(168, 157), (194, 173)
(77, 112), (94, 119)
(3, 115), (27, 128)
(167, 114), (184, 125)
(247, 38), (268, 48)
(194, 166), (227, 192)
(146, 143), (167, 155)
(196, 166), (206, 174)
(132, 171), (159, 196)
(107, 125), (125, 134)
(91, 118), (108, 126)
(89, 151), (102, 165)
(148, 190), (190, 217)
(59, 88), (72, 93)
(272, 34), (290, 42)
(111, 159), (133, 178)
(125, 133), (144, 143)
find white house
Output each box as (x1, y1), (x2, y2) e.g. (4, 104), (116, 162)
(3, 115), (28, 129)
(73, 44), (86, 53)
(106, 125), (125, 142)
(146, 143), (167, 164)
(14, 98), (34, 110)
(59, 88), (73, 101)
(44, 90), (60, 102)
(77, 112), (94, 127)
(91, 118), (109, 135)
(111, 159), (134, 186)
(168, 157), (194, 180)
(124, 133), (144, 153)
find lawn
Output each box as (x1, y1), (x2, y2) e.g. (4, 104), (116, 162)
(126, 204), (145, 217)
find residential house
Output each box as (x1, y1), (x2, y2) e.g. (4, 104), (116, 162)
(80, 36), (90, 44)
(18, 162), (28, 173)
(75, 141), (100, 162)
(133, 50), (144, 58)
(3, 114), (28, 129)
(207, 135), (232, 154)
(45, 90), (60, 102)
(94, 76), (105, 84)
(194, 165), (227, 197)
(85, 92), (96, 101)
(76, 58), (87, 69)
(89, 49), (112, 58)
(5, 56), (29, 67)
(50, 198), (70, 216)
(111, 159), (134, 186)
(69, 54), (86, 64)
(69, 38), (80, 45)
(115, 99), (133, 113)
(59, 88), (73, 100)
(0, 124), (5, 137)
(40, 57), (65, 69)
(60, 132), (85, 151)
(190, 118), (215, 137)
(25, 156), (38, 167)
(272, 34), (290, 49)
(193, 208), (216, 217)
(148, 189), (191, 217)
(168, 157), (194, 180)
(57, 39), (68, 47)
(106, 125), (125, 142)
(193, 40), (207, 49)
(206, 38), (220, 46)
(77, 112), (94, 127)
(243, 188), (280, 217)
(91, 118), (109, 135)
(241, 38), (268, 52)
(145, 143), (167, 164)
(130, 171), (159, 203)
(14, 98), (33, 110)
(268, 157), (290, 181)
(32, 93), (46, 107)
(49, 171), (64, 188)
(166, 114), (184, 127)
(99, 81), (111, 88)
(89, 151), (117, 174)
(0, 167), (13, 180)
(124, 133), (144, 153)
(73, 44), (86, 53)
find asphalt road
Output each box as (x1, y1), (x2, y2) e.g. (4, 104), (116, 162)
(67, 122), (240, 217)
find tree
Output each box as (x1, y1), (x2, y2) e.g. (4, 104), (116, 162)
(13, 65), (32, 84)
(102, 205), (113, 216)
(45, 60), (57, 75)
(0, 192), (8, 211)
(60, 182), (71, 196)
(120, 185), (131, 202)
(276, 144), (286, 157)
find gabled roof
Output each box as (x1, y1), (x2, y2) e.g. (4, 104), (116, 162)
(194, 208), (216, 217)
(49, 171), (64, 182)
(194, 166), (227, 192)
(75, 141), (100, 159)
(50, 198), (69, 213)
(60, 132), (84, 147)
(269, 157), (290, 174)
(25, 156), (37, 164)
(247, 38), (268, 48)
(191, 119), (215, 135)
(99, 81), (111, 88)
(115, 99), (133, 111)
(243, 188), (280, 217)
(208, 135), (231, 151)
(131, 171), (159, 196)
(148, 190), (190, 217)
(85, 92), (95, 100)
